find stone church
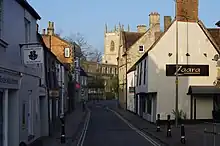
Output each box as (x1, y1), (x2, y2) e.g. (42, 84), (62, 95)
(102, 12), (162, 109)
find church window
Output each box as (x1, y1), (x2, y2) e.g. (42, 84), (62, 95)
(110, 41), (115, 51)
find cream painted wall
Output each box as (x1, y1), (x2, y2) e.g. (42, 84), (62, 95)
(127, 71), (135, 112)
(138, 21), (218, 120)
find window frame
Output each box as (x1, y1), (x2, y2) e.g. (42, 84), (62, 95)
(139, 62), (142, 85)
(139, 45), (144, 52)
(143, 59), (146, 84)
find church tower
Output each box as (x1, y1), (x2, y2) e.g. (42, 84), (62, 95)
(102, 23), (126, 65)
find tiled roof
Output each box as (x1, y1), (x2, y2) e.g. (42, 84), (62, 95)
(122, 31), (145, 49)
(207, 28), (220, 48)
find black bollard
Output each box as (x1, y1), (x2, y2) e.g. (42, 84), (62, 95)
(167, 115), (172, 137)
(156, 114), (160, 132)
(180, 124), (186, 144)
(19, 142), (27, 146)
(60, 117), (66, 144)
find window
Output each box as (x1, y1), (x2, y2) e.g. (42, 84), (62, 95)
(136, 65), (139, 86)
(139, 45), (144, 52)
(110, 41), (115, 51)
(109, 68), (112, 74)
(64, 48), (70, 58)
(24, 18), (31, 43)
(143, 59), (146, 84)
(0, 0), (3, 37)
(105, 67), (107, 74)
(139, 62), (142, 85)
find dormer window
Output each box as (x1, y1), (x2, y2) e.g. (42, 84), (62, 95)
(139, 45), (144, 52)
(64, 48), (70, 58)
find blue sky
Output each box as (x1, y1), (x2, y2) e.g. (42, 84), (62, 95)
(28, 0), (220, 51)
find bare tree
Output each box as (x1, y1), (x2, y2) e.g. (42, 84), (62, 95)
(64, 32), (102, 62)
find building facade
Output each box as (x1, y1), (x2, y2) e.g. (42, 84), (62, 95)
(116, 13), (162, 109)
(81, 60), (118, 100)
(133, 0), (220, 122)
(0, 0), (44, 145)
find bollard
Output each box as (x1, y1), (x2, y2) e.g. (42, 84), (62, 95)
(156, 114), (160, 132)
(167, 115), (172, 137)
(19, 142), (27, 146)
(60, 117), (66, 144)
(180, 124), (186, 144)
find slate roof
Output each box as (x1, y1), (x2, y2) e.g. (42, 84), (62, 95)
(122, 31), (145, 49)
(16, 0), (41, 20)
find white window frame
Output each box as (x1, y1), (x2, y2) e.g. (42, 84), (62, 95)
(24, 18), (31, 43)
(64, 48), (70, 58)
(139, 45), (144, 52)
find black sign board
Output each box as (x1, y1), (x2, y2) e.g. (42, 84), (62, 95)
(166, 64), (209, 76)
(129, 87), (135, 93)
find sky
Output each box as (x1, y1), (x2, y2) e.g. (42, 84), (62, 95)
(28, 0), (220, 52)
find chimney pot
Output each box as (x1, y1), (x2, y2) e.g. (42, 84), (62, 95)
(149, 12), (160, 28)
(164, 16), (172, 31)
(137, 25), (147, 33)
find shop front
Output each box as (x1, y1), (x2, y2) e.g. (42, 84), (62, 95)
(0, 67), (21, 146)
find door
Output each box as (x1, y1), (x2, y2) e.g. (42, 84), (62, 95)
(0, 91), (3, 146)
(28, 94), (33, 136)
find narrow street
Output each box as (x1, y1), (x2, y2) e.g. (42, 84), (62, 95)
(79, 101), (161, 146)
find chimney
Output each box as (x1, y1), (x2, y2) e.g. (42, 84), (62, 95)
(155, 32), (162, 41)
(149, 12), (160, 28)
(176, 0), (198, 22)
(164, 16), (172, 31)
(42, 29), (46, 35)
(47, 21), (55, 35)
(137, 25), (147, 33)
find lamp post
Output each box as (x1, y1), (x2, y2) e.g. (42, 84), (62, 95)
(174, 0), (179, 127)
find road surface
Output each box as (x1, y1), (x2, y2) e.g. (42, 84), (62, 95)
(80, 101), (161, 146)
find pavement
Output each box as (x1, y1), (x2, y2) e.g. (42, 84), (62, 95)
(96, 100), (220, 146)
(29, 103), (87, 146)
(82, 101), (162, 146)
(107, 103), (220, 146)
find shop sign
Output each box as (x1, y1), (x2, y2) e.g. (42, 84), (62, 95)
(166, 64), (209, 76)
(23, 47), (43, 64)
(129, 87), (135, 93)
(49, 90), (59, 98)
(0, 68), (20, 89)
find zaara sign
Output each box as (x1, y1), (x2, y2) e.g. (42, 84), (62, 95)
(166, 64), (209, 76)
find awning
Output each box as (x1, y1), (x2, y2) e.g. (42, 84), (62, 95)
(187, 86), (220, 95)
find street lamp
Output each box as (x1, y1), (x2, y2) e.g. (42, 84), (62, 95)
(173, 0), (190, 127)
(173, 0), (179, 128)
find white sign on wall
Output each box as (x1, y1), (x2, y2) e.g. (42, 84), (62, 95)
(23, 47), (43, 64)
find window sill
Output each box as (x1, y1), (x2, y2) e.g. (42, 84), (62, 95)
(0, 38), (8, 48)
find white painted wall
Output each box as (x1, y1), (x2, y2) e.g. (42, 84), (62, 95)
(127, 71), (135, 112)
(137, 21), (218, 120)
